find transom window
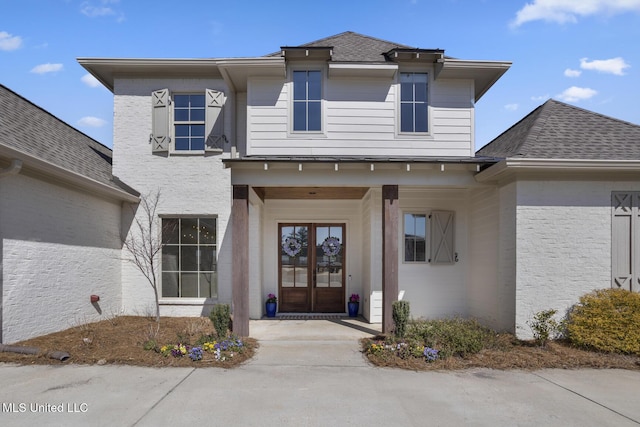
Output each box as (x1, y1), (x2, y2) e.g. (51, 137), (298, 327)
(174, 94), (205, 150)
(293, 70), (321, 131)
(161, 217), (217, 298)
(404, 213), (427, 262)
(400, 72), (428, 133)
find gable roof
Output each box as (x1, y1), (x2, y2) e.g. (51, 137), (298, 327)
(277, 31), (418, 63)
(0, 84), (137, 200)
(477, 99), (640, 160)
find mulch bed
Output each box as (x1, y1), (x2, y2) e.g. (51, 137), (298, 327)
(0, 316), (256, 368)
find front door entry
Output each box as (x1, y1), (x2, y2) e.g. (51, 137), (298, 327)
(279, 223), (345, 312)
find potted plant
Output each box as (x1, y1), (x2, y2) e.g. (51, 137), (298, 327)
(265, 293), (277, 318)
(348, 293), (359, 317)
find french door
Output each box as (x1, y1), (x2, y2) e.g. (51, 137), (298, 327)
(278, 223), (345, 312)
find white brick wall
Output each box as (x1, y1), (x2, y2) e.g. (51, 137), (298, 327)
(513, 180), (640, 338)
(113, 78), (233, 317)
(0, 174), (122, 343)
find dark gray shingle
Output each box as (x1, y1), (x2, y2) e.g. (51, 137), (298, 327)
(0, 84), (126, 191)
(271, 31), (417, 62)
(477, 99), (640, 160)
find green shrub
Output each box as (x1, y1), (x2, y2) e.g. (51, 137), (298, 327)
(392, 300), (411, 338)
(566, 288), (640, 355)
(209, 304), (231, 338)
(407, 318), (494, 359)
(527, 309), (562, 347)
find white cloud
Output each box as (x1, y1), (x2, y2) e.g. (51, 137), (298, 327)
(80, 0), (124, 21)
(580, 57), (630, 75)
(557, 86), (598, 102)
(505, 103), (519, 111)
(78, 116), (107, 127)
(531, 94), (550, 102)
(30, 63), (63, 74)
(564, 68), (582, 77)
(81, 73), (101, 88)
(0, 31), (23, 51)
(511, 0), (640, 27)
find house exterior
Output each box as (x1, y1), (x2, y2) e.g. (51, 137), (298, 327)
(79, 32), (513, 336)
(0, 84), (138, 344)
(2, 32), (638, 344)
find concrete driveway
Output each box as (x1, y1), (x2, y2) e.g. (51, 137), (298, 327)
(1, 318), (639, 426)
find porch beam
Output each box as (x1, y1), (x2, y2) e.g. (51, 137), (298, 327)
(232, 185), (250, 337)
(382, 184), (399, 334)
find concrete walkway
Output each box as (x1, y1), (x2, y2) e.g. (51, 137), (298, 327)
(1, 319), (639, 426)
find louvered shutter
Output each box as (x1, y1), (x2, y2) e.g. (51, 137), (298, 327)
(612, 192), (639, 291)
(205, 89), (225, 152)
(429, 210), (455, 264)
(151, 89), (170, 152)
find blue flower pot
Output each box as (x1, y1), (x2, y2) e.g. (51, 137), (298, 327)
(348, 302), (359, 317)
(265, 302), (277, 318)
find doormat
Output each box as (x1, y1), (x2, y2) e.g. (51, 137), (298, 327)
(269, 313), (350, 320)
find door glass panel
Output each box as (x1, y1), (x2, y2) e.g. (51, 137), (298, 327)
(315, 226), (343, 288)
(281, 225), (308, 288)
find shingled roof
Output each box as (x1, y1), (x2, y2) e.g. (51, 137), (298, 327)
(0, 84), (134, 195)
(271, 31), (418, 62)
(477, 99), (640, 160)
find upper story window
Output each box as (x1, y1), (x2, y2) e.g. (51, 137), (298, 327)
(293, 70), (321, 131)
(174, 94), (205, 151)
(150, 89), (225, 154)
(400, 72), (428, 133)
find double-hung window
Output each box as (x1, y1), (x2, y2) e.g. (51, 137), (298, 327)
(174, 94), (205, 151)
(400, 72), (428, 133)
(404, 213), (427, 262)
(150, 89), (225, 153)
(293, 70), (322, 131)
(161, 217), (217, 298)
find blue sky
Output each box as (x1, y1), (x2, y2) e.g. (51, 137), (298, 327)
(1, 0), (638, 150)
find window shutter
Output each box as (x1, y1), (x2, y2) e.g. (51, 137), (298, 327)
(205, 89), (225, 152)
(151, 89), (170, 152)
(612, 192), (636, 290)
(429, 210), (455, 264)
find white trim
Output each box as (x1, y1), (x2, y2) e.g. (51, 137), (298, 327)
(0, 144), (139, 202)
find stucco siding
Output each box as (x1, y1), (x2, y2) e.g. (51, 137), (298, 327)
(113, 78), (233, 317)
(0, 174), (121, 343)
(467, 186), (501, 329)
(398, 188), (469, 320)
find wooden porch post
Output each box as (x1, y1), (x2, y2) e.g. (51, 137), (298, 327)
(232, 185), (249, 337)
(382, 185), (399, 334)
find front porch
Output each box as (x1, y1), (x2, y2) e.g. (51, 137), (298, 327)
(225, 157), (503, 336)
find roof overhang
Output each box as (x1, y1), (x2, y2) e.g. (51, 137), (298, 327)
(0, 143), (140, 203)
(77, 57), (286, 92)
(224, 155), (499, 171)
(435, 59), (511, 102)
(476, 158), (640, 183)
(280, 46), (333, 61)
(384, 48), (445, 63)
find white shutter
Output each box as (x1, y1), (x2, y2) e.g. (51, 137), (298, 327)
(151, 89), (170, 152)
(429, 210), (455, 264)
(205, 89), (225, 152)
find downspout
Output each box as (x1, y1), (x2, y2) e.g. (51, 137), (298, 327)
(0, 159), (22, 178)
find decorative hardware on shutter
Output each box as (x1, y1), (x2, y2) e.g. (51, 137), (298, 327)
(205, 89), (225, 152)
(429, 210), (455, 264)
(611, 192), (639, 291)
(151, 89), (170, 152)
